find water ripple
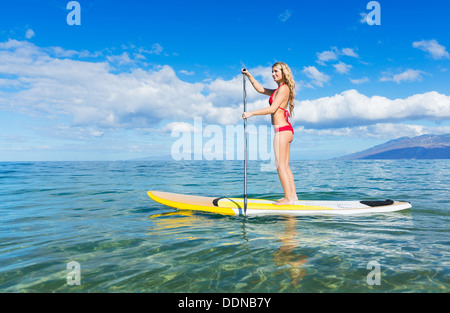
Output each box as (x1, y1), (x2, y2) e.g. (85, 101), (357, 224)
(0, 160), (448, 292)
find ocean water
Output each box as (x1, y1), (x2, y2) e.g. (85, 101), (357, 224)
(0, 160), (448, 293)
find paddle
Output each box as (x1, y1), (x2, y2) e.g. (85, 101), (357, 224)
(242, 69), (248, 213)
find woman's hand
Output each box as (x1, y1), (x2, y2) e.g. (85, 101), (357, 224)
(241, 68), (250, 77)
(242, 111), (253, 120)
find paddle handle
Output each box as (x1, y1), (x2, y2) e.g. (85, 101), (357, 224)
(243, 71), (248, 213)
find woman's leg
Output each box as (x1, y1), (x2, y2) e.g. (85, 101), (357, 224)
(276, 140), (297, 202)
(274, 131), (297, 205)
(285, 140), (298, 201)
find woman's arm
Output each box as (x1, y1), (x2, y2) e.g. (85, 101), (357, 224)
(243, 85), (289, 119)
(241, 68), (275, 96)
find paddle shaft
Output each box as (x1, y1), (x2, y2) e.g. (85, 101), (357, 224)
(243, 72), (248, 212)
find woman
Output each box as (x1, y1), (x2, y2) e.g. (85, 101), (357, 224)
(242, 62), (298, 205)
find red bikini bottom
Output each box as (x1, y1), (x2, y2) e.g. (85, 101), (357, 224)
(275, 125), (294, 134)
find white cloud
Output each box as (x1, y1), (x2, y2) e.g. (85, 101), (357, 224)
(0, 39), (245, 131)
(341, 48), (359, 58)
(359, 12), (368, 24)
(294, 89), (450, 128)
(316, 47), (359, 65)
(380, 69), (428, 83)
(297, 123), (450, 139)
(279, 10), (292, 22)
(204, 75), (244, 107)
(392, 69), (426, 83)
(25, 29), (35, 39)
(349, 77), (369, 84)
(413, 39), (450, 60)
(47, 46), (83, 58)
(161, 122), (195, 133)
(316, 49), (338, 65)
(106, 52), (133, 65)
(179, 70), (195, 75)
(302, 66), (330, 87)
(248, 65), (278, 88)
(46, 125), (105, 140)
(333, 61), (352, 74)
(149, 43), (163, 55)
(2, 39), (450, 144)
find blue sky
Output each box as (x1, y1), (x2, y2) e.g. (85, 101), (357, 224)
(1, 0), (450, 161)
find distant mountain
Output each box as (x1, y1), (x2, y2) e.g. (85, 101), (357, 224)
(338, 134), (450, 160)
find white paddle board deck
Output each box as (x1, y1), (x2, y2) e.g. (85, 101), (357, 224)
(148, 191), (411, 216)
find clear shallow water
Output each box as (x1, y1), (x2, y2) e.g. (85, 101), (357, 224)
(0, 160), (448, 292)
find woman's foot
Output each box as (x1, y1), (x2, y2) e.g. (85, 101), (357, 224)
(275, 195), (298, 205)
(274, 198), (295, 205)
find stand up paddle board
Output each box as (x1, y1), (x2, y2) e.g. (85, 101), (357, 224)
(147, 191), (411, 216)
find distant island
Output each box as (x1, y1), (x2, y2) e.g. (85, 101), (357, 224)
(130, 134), (450, 161)
(338, 134), (450, 160)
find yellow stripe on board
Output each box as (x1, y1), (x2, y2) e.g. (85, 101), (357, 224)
(147, 191), (236, 215)
(217, 198), (334, 211)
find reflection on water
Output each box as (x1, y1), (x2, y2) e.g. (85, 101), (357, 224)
(149, 211), (196, 230)
(273, 217), (308, 286)
(148, 211), (313, 289)
(145, 208), (425, 292)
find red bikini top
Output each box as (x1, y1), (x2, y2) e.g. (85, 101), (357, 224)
(269, 83), (291, 117)
(269, 83), (284, 105)
(269, 83), (292, 127)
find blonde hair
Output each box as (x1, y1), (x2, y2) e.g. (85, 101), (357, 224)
(273, 62), (295, 116)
